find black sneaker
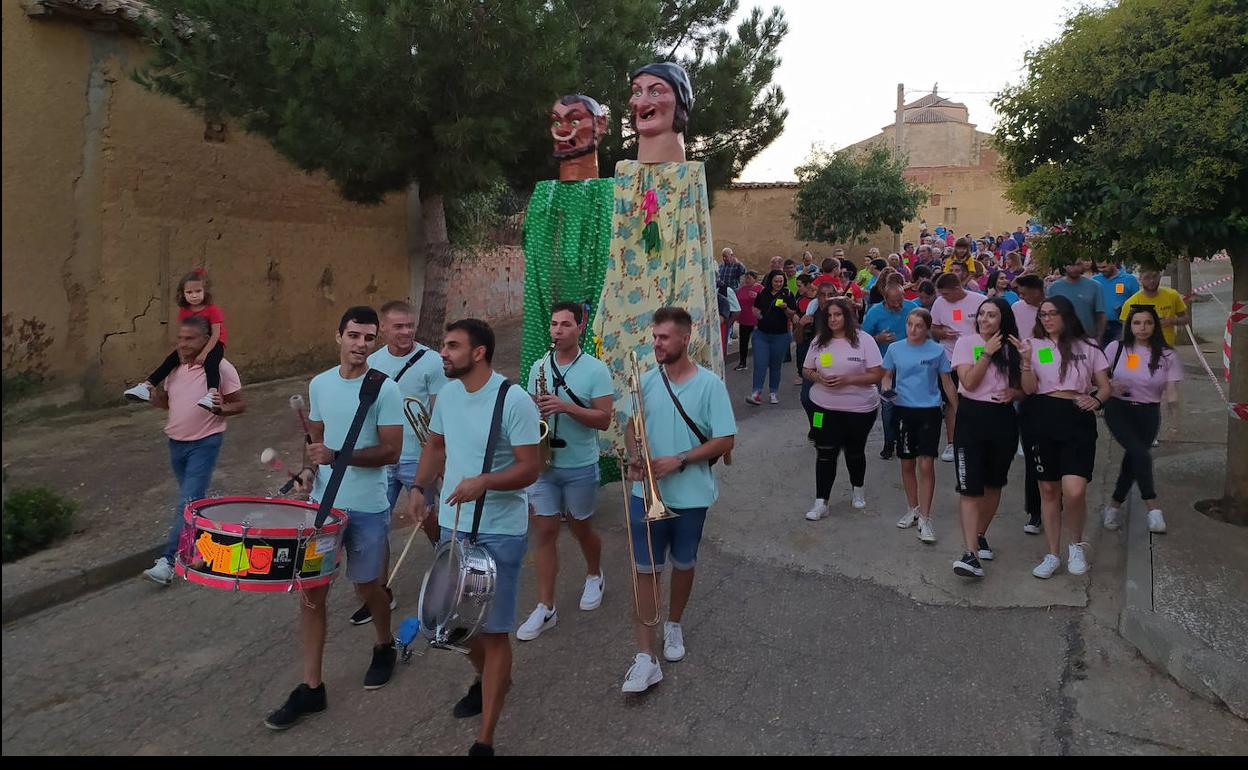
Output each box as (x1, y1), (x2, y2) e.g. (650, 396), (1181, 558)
(977, 534), (995, 561)
(349, 587), (396, 625)
(879, 443), (895, 460)
(453, 680), (483, 718)
(468, 742), (495, 756)
(363, 643), (397, 689)
(1024, 514), (1043, 535)
(264, 683), (327, 730)
(733, 363), (747, 371)
(953, 552), (984, 578)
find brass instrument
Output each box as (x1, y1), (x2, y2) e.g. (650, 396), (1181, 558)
(620, 350), (677, 627)
(403, 396), (432, 446)
(536, 347), (554, 471)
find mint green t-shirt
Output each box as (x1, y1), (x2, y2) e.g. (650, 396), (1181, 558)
(526, 350), (613, 469)
(428, 372), (542, 536)
(623, 366), (736, 509)
(308, 367), (405, 513)
(367, 344), (448, 461)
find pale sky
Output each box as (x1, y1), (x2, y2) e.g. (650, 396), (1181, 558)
(736, 0), (1077, 182)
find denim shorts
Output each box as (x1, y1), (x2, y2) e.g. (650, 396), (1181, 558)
(528, 463), (600, 519)
(342, 508), (391, 584)
(628, 495), (708, 573)
(386, 459), (436, 512)
(439, 527), (528, 634)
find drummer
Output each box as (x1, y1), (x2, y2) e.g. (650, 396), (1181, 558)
(267, 306), (405, 731)
(412, 318), (542, 756)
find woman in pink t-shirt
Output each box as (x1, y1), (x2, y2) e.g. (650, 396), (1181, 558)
(1101, 306), (1182, 535)
(801, 297), (884, 520)
(734, 271), (762, 371)
(949, 297), (1025, 578)
(1018, 295), (1111, 580)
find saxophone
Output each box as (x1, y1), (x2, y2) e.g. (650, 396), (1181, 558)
(536, 346), (554, 471)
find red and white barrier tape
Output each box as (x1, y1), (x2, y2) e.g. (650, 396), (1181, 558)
(1183, 272), (1234, 301)
(1186, 322), (1248, 420)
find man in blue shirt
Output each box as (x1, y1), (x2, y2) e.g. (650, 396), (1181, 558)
(1046, 261), (1106, 341)
(862, 284), (918, 459)
(516, 302), (616, 642)
(1091, 259), (1140, 347)
(414, 318), (542, 756)
(268, 306), (404, 730)
(620, 307), (736, 694)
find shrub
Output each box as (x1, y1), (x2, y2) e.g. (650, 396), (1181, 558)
(2, 487), (77, 562)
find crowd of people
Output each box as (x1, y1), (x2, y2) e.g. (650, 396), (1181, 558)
(715, 223), (1187, 582)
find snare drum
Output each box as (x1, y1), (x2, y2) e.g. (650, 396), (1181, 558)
(175, 496), (348, 592)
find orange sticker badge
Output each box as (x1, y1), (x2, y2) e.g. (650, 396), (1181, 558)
(1115, 282), (1125, 294)
(1126, 353), (1140, 370)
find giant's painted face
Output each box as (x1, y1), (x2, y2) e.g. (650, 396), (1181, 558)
(550, 98), (603, 160)
(630, 73), (678, 137)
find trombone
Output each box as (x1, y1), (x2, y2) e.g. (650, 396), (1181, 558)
(403, 396), (432, 446)
(619, 349), (677, 627)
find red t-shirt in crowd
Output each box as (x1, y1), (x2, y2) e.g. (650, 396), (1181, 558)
(179, 304), (228, 345)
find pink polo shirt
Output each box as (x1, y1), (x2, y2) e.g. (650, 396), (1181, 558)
(1030, 339), (1108, 394)
(164, 358), (242, 441)
(804, 335), (883, 413)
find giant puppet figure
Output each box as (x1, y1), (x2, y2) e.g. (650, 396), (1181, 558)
(593, 62), (723, 451)
(520, 94), (614, 384)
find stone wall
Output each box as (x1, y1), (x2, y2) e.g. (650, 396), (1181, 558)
(443, 245), (525, 327)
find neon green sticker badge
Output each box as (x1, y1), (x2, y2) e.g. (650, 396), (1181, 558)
(812, 412), (824, 428)
(819, 352), (833, 366)
(973, 345), (985, 361)
(1037, 347), (1055, 364)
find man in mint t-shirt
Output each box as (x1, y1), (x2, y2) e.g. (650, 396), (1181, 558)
(862, 284), (918, 459)
(267, 306), (404, 731)
(413, 318), (542, 757)
(620, 307), (736, 695)
(516, 302), (616, 642)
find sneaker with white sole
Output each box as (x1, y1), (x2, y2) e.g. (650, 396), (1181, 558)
(953, 552), (983, 577)
(940, 444), (955, 463)
(662, 621), (685, 662)
(1102, 505), (1121, 531)
(515, 604), (557, 641)
(1147, 509), (1167, 534)
(196, 393), (218, 412)
(745, 391), (762, 406)
(142, 556), (174, 585)
(1032, 554), (1061, 579)
(976, 534), (994, 561)
(621, 653), (663, 693)
(1067, 543), (1089, 575)
(124, 383), (152, 403)
(1024, 513), (1043, 535)
(579, 575), (605, 611)
(805, 500), (829, 521)
(917, 517), (936, 543)
(769, 392), (779, 404)
(896, 506), (920, 528)
(851, 487), (866, 509)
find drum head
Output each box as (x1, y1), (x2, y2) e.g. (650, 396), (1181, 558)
(419, 544), (462, 631)
(190, 498), (345, 530)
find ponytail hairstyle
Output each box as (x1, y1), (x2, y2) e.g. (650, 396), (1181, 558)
(176, 268), (213, 309)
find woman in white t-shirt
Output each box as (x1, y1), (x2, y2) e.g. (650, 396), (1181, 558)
(1018, 295), (1112, 579)
(1101, 306), (1182, 535)
(801, 297), (884, 520)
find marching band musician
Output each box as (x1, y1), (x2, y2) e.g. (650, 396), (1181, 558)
(620, 307), (736, 694)
(516, 302), (616, 641)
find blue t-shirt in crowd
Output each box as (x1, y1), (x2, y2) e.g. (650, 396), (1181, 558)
(880, 338), (951, 408)
(861, 300), (919, 355)
(367, 344), (448, 462)
(1046, 276), (1106, 336)
(995, 290), (1020, 306)
(1090, 268), (1140, 320)
(309, 367), (405, 513)
(527, 349), (614, 469)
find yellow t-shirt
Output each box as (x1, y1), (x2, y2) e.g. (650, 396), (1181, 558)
(1119, 287), (1187, 345)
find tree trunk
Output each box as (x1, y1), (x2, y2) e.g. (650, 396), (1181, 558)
(1173, 256), (1193, 346)
(1223, 246), (1248, 524)
(414, 192), (452, 345)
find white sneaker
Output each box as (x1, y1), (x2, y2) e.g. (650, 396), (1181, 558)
(940, 444), (955, 463)
(662, 621), (685, 662)
(745, 391), (762, 406)
(917, 517), (936, 543)
(1147, 509), (1167, 534)
(579, 575), (605, 611)
(769, 392), (779, 404)
(1023, 515), (1043, 535)
(1102, 505), (1121, 530)
(1067, 543), (1089, 575)
(805, 500), (829, 521)
(123, 383), (152, 403)
(896, 506), (920, 528)
(142, 557), (174, 585)
(621, 652), (663, 693)
(1032, 554), (1061, 579)
(851, 487), (866, 509)
(195, 393), (217, 412)
(515, 604), (557, 641)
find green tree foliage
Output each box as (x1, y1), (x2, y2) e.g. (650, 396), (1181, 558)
(791, 145), (930, 245)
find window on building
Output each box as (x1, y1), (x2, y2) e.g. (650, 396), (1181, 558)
(943, 207), (957, 227)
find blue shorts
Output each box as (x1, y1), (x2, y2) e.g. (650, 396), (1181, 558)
(528, 463), (600, 519)
(438, 527), (528, 634)
(342, 508), (391, 584)
(386, 459), (438, 512)
(628, 495), (708, 573)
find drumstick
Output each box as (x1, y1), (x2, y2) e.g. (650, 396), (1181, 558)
(279, 395), (314, 495)
(387, 495), (439, 584)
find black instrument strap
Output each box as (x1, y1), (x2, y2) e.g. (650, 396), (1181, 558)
(1108, 341), (1126, 379)
(547, 351), (587, 408)
(658, 366), (718, 468)
(392, 348), (429, 383)
(314, 369), (388, 527)
(470, 379), (512, 542)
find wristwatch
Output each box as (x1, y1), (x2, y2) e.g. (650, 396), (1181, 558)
(678, 451), (690, 472)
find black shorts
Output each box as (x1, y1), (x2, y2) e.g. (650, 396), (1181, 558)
(1022, 394), (1098, 482)
(953, 398), (1019, 496)
(941, 368), (960, 407)
(895, 405), (943, 459)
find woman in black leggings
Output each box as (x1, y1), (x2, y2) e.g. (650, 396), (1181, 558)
(1101, 306), (1182, 534)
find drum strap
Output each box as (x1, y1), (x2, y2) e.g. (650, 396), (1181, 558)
(471, 379), (512, 541)
(314, 369), (389, 527)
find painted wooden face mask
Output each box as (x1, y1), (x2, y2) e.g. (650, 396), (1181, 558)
(550, 95), (608, 160)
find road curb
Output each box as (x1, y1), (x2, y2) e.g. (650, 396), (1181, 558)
(2, 545), (162, 624)
(1118, 495), (1248, 720)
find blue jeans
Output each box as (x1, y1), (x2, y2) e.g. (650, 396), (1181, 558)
(162, 432), (224, 562)
(879, 387), (897, 446)
(752, 331), (791, 394)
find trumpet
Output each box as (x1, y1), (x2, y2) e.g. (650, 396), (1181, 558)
(620, 349), (677, 627)
(403, 396), (432, 446)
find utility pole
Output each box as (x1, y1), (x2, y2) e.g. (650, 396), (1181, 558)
(893, 82), (905, 252)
